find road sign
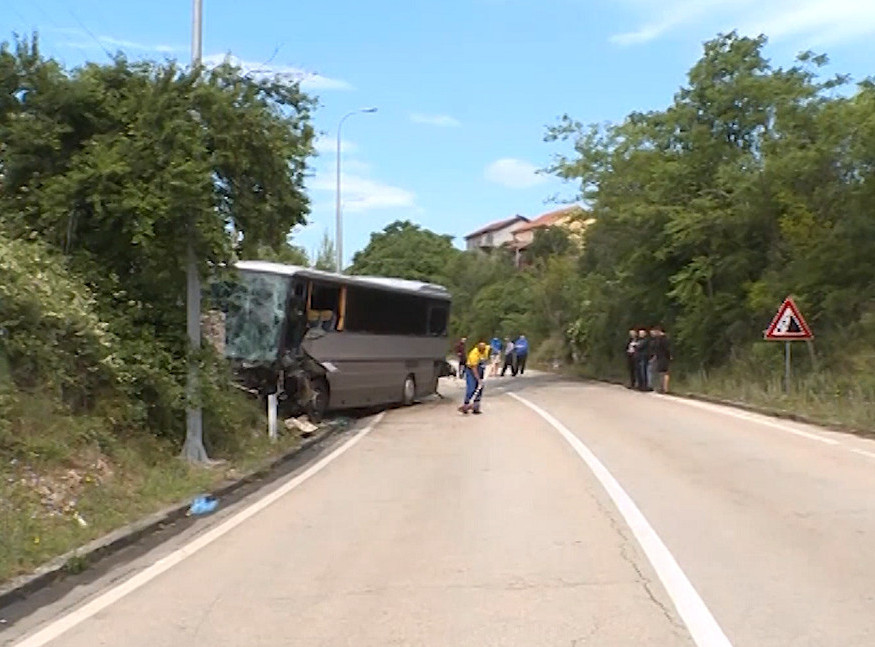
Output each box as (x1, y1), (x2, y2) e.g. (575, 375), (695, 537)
(764, 297), (813, 341)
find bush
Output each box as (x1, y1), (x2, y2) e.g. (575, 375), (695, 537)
(0, 233), (120, 410)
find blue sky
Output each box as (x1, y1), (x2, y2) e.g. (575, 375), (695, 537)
(4, 0), (875, 266)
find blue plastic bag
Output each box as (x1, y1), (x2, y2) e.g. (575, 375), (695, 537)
(188, 495), (218, 516)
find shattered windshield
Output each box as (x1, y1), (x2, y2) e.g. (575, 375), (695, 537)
(221, 270), (291, 363)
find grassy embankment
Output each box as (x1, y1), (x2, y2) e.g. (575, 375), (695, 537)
(0, 389), (306, 585)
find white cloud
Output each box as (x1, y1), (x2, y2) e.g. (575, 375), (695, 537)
(56, 28), (181, 53)
(484, 158), (547, 189)
(313, 136), (358, 155)
(410, 113), (461, 127)
(310, 172), (416, 212)
(203, 53), (352, 91)
(610, 0), (875, 46)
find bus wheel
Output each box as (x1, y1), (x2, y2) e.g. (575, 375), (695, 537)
(402, 374), (416, 406)
(309, 377), (329, 422)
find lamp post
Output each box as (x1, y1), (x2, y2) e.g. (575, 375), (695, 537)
(335, 107), (377, 273)
(181, 0), (207, 462)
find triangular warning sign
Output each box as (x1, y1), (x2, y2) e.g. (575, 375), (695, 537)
(764, 297), (813, 340)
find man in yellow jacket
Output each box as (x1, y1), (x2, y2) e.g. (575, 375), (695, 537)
(459, 341), (488, 414)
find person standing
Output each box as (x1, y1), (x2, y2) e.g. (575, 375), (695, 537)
(635, 328), (651, 391)
(459, 341), (488, 414)
(647, 325), (660, 391)
(454, 337), (467, 380)
(625, 329), (638, 389)
(651, 326), (673, 393)
(501, 336), (517, 376)
(489, 335), (503, 377)
(514, 334), (530, 376)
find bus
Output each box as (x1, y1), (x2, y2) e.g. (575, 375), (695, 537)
(210, 261), (453, 419)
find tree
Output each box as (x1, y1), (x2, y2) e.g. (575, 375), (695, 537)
(313, 230), (337, 271)
(0, 35), (316, 454)
(349, 220), (461, 284)
(247, 242), (308, 266)
(525, 227), (572, 266)
(545, 31), (873, 376)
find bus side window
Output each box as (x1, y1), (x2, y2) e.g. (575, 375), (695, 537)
(309, 282), (342, 332)
(428, 305), (448, 336)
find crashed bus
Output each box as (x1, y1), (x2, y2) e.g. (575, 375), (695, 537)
(209, 261), (453, 419)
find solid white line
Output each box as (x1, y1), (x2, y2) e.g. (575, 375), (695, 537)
(11, 412), (387, 647)
(509, 393), (733, 647)
(664, 396), (838, 445)
(850, 448), (875, 460)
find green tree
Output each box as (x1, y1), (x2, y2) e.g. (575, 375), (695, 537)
(546, 31), (870, 374)
(349, 220), (461, 284)
(0, 36), (315, 338)
(313, 230), (337, 271)
(246, 242), (308, 266)
(0, 35), (316, 449)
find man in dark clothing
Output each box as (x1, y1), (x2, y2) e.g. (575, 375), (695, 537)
(650, 326), (672, 393)
(454, 337), (467, 380)
(635, 328), (651, 391)
(625, 329), (638, 389)
(514, 335), (529, 375)
(501, 337), (517, 376)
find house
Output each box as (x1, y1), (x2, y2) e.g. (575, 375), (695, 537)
(463, 215), (529, 252)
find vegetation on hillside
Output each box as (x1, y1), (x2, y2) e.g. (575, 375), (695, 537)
(0, 35), (316, 581)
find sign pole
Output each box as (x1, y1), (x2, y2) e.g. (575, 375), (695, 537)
(784, 341), (791, 393)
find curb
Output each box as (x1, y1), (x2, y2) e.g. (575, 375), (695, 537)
(0, 420), (346, 611)
(571, 372), (875, 440)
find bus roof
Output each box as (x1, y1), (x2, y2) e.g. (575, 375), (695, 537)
(234, 261), (452, 300)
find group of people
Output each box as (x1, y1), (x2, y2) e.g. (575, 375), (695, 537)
(625, 326), (672, 393)
(453, 334), (530, 414)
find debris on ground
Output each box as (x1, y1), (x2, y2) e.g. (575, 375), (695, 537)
(187, 495), (218, 516)
(284, 415), (319, 438)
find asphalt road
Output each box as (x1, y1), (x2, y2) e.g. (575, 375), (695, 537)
(4, 373), (875, 646)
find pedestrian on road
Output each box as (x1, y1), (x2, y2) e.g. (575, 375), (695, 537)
(648, 325), (660, 391)
(651, 326), (673, 393)
(454, 337), (467, 380)
(501, 337), (517, 377)
(489, 335), (503, 377)
(634, 328), (651, 391)
(625, 329), (638, 389)
(514, 335), (529, 376)
(459, 341), (488, 414)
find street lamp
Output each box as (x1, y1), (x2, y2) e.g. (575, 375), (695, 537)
(335, 107), (377, 273)
(181, 0), (207, 462)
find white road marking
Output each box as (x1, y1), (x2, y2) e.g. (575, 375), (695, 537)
(11, 412), (387, 647)
(850, 448), (875, 460)
(509, 393), (733, 647)
(664, 396), (839, 445)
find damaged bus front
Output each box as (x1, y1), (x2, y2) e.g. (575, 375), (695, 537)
(209, 261), (453, 419)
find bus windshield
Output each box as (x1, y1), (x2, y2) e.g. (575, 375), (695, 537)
(223, 270), (291, 363)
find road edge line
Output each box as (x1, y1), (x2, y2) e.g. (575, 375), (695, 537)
(10, 411), (387, 647)
(509, 393), (733, 647)
(662, 396), (838, 445)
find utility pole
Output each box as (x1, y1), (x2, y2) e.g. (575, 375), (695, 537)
(181, 0), (208, 462)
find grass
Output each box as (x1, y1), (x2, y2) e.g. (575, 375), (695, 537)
(0, 391), (305, 586)
(676, 369), (875, 433)
(565, 350), (875, 435)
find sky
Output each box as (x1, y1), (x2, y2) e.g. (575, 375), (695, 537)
(4, 0), (875, 266)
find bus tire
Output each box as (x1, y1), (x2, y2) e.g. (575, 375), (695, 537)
(402, 374), (416, 406)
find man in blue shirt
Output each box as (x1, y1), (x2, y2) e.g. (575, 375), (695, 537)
(514, 335), (529, 375)
(489, 336), (503, 376)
